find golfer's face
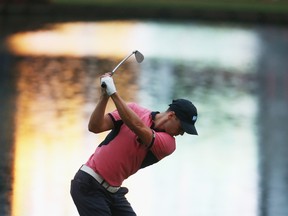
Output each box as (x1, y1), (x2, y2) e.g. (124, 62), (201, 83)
(167, 114), (184, 136)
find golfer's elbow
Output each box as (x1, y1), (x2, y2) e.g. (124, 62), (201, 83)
(88, 123), (101, 133)
(88, 125), (96, 133)
(88, 118), (113, 133)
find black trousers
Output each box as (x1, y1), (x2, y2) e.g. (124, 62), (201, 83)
(70, 170), (136, 216)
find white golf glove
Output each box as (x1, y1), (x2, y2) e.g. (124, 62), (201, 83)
(101, 76), (116, 96)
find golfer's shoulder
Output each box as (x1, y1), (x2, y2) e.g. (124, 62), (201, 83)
(156, 131), (175, 142)
(152, 132), (176, 158)
(127, 102), (150, 114)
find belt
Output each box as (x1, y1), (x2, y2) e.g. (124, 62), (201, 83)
(80, 165), (120, 193)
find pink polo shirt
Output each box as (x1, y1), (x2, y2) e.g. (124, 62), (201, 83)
(86, 103), (176, 186)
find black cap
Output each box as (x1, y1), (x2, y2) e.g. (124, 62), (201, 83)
(169, 99), (198, 135)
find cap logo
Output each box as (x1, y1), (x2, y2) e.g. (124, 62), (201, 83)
(192, 116), (197, 121)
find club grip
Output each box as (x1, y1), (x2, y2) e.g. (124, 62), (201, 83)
(101, 82), (107, 88)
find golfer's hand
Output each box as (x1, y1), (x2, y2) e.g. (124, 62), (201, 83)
(101, 73), (116, 96)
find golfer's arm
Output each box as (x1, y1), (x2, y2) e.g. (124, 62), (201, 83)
(88, 94), (114, 133)
(111, 93), (153, 147)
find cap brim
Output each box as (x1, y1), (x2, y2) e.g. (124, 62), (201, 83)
(181, 121), (198, 135)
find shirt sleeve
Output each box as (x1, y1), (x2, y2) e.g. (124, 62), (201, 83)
(109, 103), (138, 121)
(150, 132), (176, 160)
(109, 109), (120, 121)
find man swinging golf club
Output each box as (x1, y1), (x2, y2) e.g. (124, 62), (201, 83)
(70, 70), (198, 215)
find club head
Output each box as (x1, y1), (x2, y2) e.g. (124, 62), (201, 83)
(134, 50), (144, 63)
(111, 50), (144, 75)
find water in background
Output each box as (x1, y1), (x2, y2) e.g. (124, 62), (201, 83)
(1, 20), (287, 216)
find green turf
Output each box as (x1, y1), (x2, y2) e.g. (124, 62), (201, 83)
(52, 0), (288, 13)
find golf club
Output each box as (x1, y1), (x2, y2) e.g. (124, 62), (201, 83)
(101, 50), (144, 88)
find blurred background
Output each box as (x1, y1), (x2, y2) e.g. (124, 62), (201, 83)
(1, 0), (288, 216)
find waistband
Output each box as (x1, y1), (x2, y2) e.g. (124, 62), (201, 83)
(80, 164), (120, 193)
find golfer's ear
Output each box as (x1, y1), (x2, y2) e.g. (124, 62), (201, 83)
(167, 111), (175, 119)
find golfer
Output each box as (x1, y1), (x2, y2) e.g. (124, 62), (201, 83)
(71, 72), (198, 216)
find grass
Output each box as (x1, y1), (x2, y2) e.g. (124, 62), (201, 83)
(52, 0), (288, 14)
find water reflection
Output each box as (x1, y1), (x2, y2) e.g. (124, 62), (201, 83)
(135, 58), (258, 216)
(7, 21), (258, 72)
(11, 56), (139, 216)
(12, 57), (89, 216)
(6, 21), (260, 216)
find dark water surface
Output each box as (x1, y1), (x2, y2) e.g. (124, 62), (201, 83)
(1, 21), (288, 216)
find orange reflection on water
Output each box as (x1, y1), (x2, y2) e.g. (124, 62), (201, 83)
(7, 22), (138, 57)
(11, 56), (136, 216)
(12, 58), (95, 216)
(9, 22), (140, 214)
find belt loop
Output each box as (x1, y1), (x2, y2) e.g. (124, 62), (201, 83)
(100, 179), (105, 185)
(80, 164), (120, 193)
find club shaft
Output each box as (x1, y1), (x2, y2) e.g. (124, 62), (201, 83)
(111, 51), (135, 74)
(101, 50), (141, 88)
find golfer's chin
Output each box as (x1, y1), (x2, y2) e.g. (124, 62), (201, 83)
(166, 131), (178, 137)
(154, 128), (178, 136)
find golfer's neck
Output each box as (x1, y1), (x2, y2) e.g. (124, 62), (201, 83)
(153, 113), (168, 132)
